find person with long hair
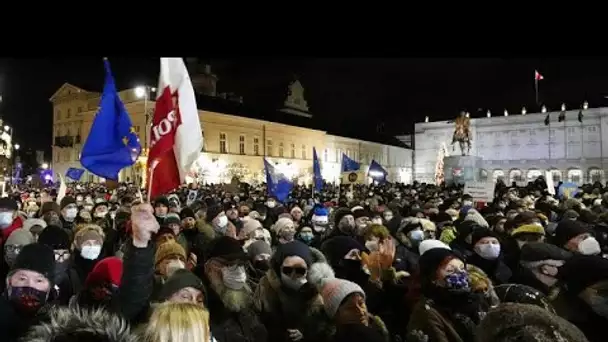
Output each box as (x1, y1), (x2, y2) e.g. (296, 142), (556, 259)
(143, 302), (216, 342)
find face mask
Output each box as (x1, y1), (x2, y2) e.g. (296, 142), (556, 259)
(253, 259), (270, 272)
(300, 233), (314, 243)
(409, 229), (424, 242)
(280, 230), (295, 242)
(462, 200), (473, 207)
(166, 260), (185, 276)
(64, 208), (78, 221)
(0, 212), (13, 229)
(95, 211), (108, 218)
(476, 243), (501, 260)
(578, 237), (601, 256)
(444, 270), (470, 291)
(221, 265), (247, 290)
(281, 273), (307, 290)
(267, 201), (276, 209)
(80, 245), (102, 260)
(110, 212), (116, 220)
(217, 216), (228, 229)
(383, 214), (393, 222)
(9, 286), (48, 313)
(371, 218), (383, 225)
(313, 224), (326, 233)
(365, 240), (379, 252)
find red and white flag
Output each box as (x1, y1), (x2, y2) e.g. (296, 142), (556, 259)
(147, 58), (203, 199)
(535, 70), (544, 81)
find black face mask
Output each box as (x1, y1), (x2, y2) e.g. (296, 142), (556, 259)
(9, 286), (48, 314)
(54, 261), (70, 284)
(253, 259), (270, 272)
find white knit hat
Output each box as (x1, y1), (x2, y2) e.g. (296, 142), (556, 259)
(418, 239), (451, 256)
(309, 263), (365, 318)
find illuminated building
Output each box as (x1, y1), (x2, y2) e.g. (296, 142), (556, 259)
(50, 63), (413, 185)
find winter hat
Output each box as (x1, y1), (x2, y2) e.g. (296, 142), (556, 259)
(321, 236), (364, 267)
(475, 303), (588, 342)
(333, 207), (353, 228)
(352, 207), (371, 220)
(154, 196), (170, 208)
(273, 217), (294, 234)
(308, 262), (365, 318)
(563, 209), (580, 221)
(554, 220), (590, 248)
(40, 202), (60, 216)
(247, 240), (272, 260)
(158, 268), (207, 303)
(557, 254), (608, 295)
(241, 217), (263, 237)
(165, 213), (181, 226)
(85, 257), (123, 288)
(272, 240), (313, 275)
(205, 205), (223, 223)
(6, 228), (34, 246)
(311, 206), (329, 225)
(154, 241), (187, 266)
(180, 208), (196, 220)
(290, 206), (303, 216)
(363, 224), (390, 241)
(510, 224), (545, 238)
(38, 225), (71, 250)
(493, 284), (555, 313)
(445, 208), (459, 221)
(418, 239), (451, 256)
(10, 243), (55, 284)
(470, 229), (498, 247)
(248, 211), (261, 221)
(418, 247), (459, 284)
(207, 236), (246, 262)
(520, 242), (572, 264)
(72, 225), (105, 251)
(156, 227), (176, 239)
(59, 196), (76, 210)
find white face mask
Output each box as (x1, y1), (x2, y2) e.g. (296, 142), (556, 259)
(80, 245), (102, 260)
(64, 208), (78, 221)
(267, 201), (276, 209)
(217, 216), (228, 228)
(221, 265), (247, 290)
(365, 240), (379, 252)
(166, 259), (185, 276)
(463, 200), (473, 207)
(281, 273), (307, 290)
(578, 237), (601, 256)
(383, 214), (393, 222)
(0, 212), (13, 229)
(95, 211), (108, 218)
(476, 243), (501, 260)
(371, 218), (383, 225)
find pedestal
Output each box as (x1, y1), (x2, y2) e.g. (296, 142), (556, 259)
(443, 156), (483, 185)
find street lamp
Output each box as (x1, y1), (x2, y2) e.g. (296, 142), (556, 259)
(14, 144), (19, 151)
(134, 85), (157, 156)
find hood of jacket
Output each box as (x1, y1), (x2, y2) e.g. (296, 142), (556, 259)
(22, 306), (138, 342)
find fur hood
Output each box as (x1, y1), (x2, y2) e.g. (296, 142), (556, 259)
(22, 306), (138, 342)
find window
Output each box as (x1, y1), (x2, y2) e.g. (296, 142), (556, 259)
(77, 106), (83, 114)
(324, 148), (328, 162)
(267, 139), (273, 156)
(301, 144), (306, 159)
(279, 142), (284, 157)
(239, 135), (245, 155)
(336, 148), (342, 162)
(219, 133), (227, 153)
(253, 137), (260, 156)
(67, 108), (71, 119)
(290, 143), (295, 158)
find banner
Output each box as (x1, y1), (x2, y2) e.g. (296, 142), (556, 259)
(341, 171), (366, 185)
(463, 181), (494, 202)
(558, 182), (579, 199)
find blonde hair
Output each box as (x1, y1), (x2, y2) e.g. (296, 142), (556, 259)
(144, 302), (211, 342)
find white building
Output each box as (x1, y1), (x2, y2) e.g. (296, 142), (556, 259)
(414, 107), (608, 185)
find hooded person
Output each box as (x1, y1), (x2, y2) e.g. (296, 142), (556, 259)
(310, 205), (329, 240)
(406, 248), (485, 342)
(554, 219), (602, 256)
(71, 256), (123, 311)
(0, 243), (56, 342)
(23, 218), (47, 242)
(153, 196), (170, 225)
(240, 216), (267, 250)
(70, 224), (106, 294)
(21, 306), (139, 342)
(309, 263), (389, 342)
(466, 229), (512, 285)
(254, 241), (332, 342)
(273, 217), (297, 245)
(59, 196), (78, 233)
(202, 236), (268, 342)
(246, 240), (273, 289)
(37, 225), (74, 305)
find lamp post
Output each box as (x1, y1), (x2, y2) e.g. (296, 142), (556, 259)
(134, 85), (157, 155)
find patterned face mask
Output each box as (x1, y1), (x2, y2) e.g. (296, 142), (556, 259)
(444, 270), (470, 291)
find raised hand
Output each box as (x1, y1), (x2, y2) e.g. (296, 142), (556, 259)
(131, 203), (160, 248)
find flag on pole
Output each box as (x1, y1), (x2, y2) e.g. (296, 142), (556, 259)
(264, 158), (293, 202)
(341, 154), (360, 172)
(65, 167), (85, 181)
(312, 147), (323, 192)
(368, 160), (388, 183)
(80, 59), (141, 181)
(535, 70), (544, 81)
(147, 58), (203, 199)
(534, 70), (544, 106)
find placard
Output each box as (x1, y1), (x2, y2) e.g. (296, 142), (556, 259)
(464, 182), (494, 202)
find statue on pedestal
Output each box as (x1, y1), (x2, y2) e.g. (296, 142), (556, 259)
(452, 112), (472, 156)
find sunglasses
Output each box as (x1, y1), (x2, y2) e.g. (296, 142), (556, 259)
(282, 266), (307, 277)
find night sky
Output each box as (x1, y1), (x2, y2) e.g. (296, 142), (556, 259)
(4, 58), (608, 154)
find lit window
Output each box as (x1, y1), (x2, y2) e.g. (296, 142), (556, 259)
(219, 133), (227, 153)
(279, 142), (284, 157)
(290, 144), (295, 158)
(253, 137), (260, 156)
(267, 140), (273, 156)
(239, 135), (245, 155)
(301, 145), (306, 159)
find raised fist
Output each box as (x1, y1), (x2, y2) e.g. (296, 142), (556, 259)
(131, 203), (160, 248)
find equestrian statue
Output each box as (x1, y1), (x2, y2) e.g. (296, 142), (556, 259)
(451, 112), (472, 156)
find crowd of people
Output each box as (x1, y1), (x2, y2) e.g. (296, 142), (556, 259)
(0, 178), (606, 341)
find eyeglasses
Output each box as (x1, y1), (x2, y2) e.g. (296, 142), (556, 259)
(282, 266), (307, 276)
(54, 251), (70, 262)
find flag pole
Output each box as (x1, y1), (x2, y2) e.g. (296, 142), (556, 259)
(147, 160), (159, 202)
(535, 78), (539, 106)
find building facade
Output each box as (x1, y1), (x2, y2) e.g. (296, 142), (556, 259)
(414, 108), (608, 185)
(50, 78), (413, 185)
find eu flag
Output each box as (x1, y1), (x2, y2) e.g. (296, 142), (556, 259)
(264, 158), (293, 202)
(65, 167), (85, 181)
(368, 160), (388, 183)
(80, 59), (141, 180)
(341, 153), (360, 172)
(312, 147), (323, 192)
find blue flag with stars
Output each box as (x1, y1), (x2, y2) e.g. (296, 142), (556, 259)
(341, 153), (360, 172)
(264, 158), (293, 202)
(65, 167), (85, 181)
(81, 59), (141, 181)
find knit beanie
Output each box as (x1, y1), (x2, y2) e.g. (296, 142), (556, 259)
(180, 208), (196, 220)
(418, 247), (460, 284)
(38, 225), (71, 250)
(308, 262), (365, 318)
(273, 217), (294, 234)
(557, 254), (608, 295)
(510, 224), (545, 238)
(155, 241), (187, 266)
(59, 196), (76, 210)
(311, 206), (329, 225)
(470, 229), (498, 247)
(73, 225), (105, 250)
(158, 269), (207, 303)
(247, 240), (272, 260)
(271, 240), (313, 276)
(205, 205), (223, 223)
(352, 207), (371, 220)
(154, 196), (170, 208)
(364, 224), (390, 241)
(519, 242), (572, 264)
(240, 217), (263, 239)
(320, 236), (365, 267)
(554, 220), (590, 248)
(84, 257), (123, 288)
(207, 236), (246, 261)
(290, 206), (303, 216)
(41, 202), (60, 216)
(10, 243), (56, 284)
(165, 213), (181, 226)
(23, 218), (47, 233)
(418, 239), (451, 256)
(333, 207), (352, 228)
(6, 228), (34, 246)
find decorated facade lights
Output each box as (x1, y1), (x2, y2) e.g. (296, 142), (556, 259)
(465, 112), (470, 118)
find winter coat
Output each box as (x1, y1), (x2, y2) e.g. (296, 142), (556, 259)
(254, 249), (332, 342)
(118, 240), (156, 325)
(22, 306), (138, 342)
(406, 296), (476, 342)
(332, 314), (390, 342)
(0, 295), (52, 342)
(68, 253), (101, 296)
(466, 254), (512, 285)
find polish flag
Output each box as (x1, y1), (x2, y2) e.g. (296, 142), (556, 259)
(535, 70), (544, 81)
(147, 58), (203, 199)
